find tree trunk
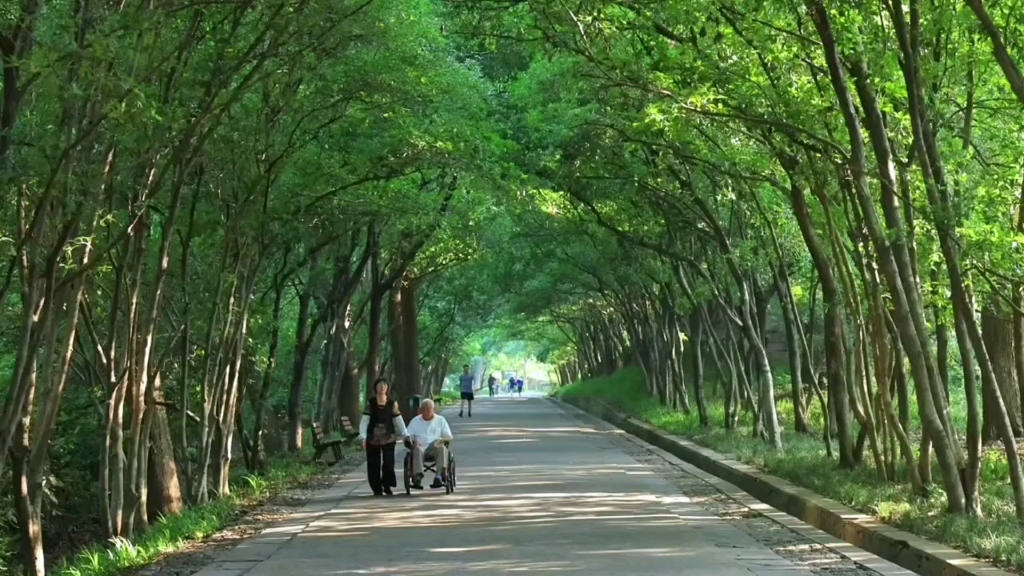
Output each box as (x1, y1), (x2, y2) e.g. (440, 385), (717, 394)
(782, 170), (851, 465)
(1014, 184), (1024, 424)
(250, 278), (285, 471)
(775, 266), (809, 434)
(400, 275), (422, 406)
(318, 309), (345, 434)
(339, 351), (362, 425)
(12, 424), (44, 576)
(147, 374), (183, 519)
(935, 309), (952, 402)
(213, 291), (251, 497)
(808, 1), (967, 510)
(745, 291), (779, 446)
(963, 0), (1024, 107)
(363, 226), (390, 394)
(1015, 287), (1024, 433)
(388, 287), (409, 419)
(288, 286), (313, 452)
(863, 260), (923, 490)
(690, 310), (710, 427)
(981, 301), (1023, 441)
(885, 0), (1024, 519)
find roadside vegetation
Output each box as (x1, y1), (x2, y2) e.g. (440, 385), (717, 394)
(55, 454), (333, 576)
(557, 369), (1024, 570)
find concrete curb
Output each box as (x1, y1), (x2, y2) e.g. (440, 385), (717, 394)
(558, 396), (1014, 576)
(551, 397), (914, 575)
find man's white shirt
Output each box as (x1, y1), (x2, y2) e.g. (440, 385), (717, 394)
(407, 414), (452, 447)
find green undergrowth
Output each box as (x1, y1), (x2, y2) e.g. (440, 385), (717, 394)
(55, 446), (358, 576)
(554, 368), (1024, 572)
(50, 389), (454, 576)
(436, 389), (461, 405)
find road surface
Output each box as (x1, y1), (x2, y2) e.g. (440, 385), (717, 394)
(195, 398), (916, 576)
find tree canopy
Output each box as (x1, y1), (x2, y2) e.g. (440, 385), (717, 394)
(6, 0), (1024, 573)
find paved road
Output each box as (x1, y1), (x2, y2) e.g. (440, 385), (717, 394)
(196, 398), (916, 576)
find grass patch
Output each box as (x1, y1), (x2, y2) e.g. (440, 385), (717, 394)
(436, 389), (460, 406)
(46, 392), (458, 576)
(55, 450), (350, 576)
(555, 368), (1024, 571)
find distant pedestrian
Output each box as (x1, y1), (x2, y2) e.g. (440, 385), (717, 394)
(459, 364), (474, 417)
(487, 374), (496, 397)
(516, 377), (524, 397)
(508, 375), (516, 396)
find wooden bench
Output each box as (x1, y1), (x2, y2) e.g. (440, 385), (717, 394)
(310, 422), (344, 464)
(339, 416), (360, 441)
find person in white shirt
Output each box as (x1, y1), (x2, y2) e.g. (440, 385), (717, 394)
(405, 398), (453, 489)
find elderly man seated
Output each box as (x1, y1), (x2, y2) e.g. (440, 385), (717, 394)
(405, 398), (453, 489)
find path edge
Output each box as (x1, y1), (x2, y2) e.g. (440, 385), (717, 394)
(553, 395), (1013, 576)
(187, 460), (368, 576)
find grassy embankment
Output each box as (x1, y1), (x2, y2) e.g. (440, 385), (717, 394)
(554, 368), (1024, 571)
(55, 446), (353, 576)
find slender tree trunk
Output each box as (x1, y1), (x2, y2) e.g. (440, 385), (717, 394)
(690, 310), (710, 427)
(288, 286), (313, 452)
(400, 275), (422, 405)
(865, 262), (923, 491)
(12, 421), (44, 576)
(1014, 187), (1024, 420)
(783, 170), (851, 465)
(808, 2), (967, 510)
(319, 308), (345, 434)
(934, 306), (951, 401)
(963, 0), (1024, 107)
(887, 0), (1024, 519)
(339, 350), (362, 426)
(250, 278), (285, 471)
(388, 287), (408, 419)
(775, 266), (809, 433)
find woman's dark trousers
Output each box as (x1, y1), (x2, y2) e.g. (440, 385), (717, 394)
(366, 442), (396, 494)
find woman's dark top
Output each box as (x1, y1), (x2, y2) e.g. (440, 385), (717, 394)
(364, 398), (400, 446)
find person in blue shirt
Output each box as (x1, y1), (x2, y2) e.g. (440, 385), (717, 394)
(508, 375), (516, 395)
(458, 364), (475, 417)
(516, 377), (524, 396)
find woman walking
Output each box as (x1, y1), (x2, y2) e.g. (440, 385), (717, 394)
(358, 378), (408, 496)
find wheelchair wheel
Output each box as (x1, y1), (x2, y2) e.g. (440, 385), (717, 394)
(446, 456), (456, 494)
(403, 452), (412, 495)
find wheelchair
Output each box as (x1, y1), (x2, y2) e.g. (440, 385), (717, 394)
(403, 438), (456, 495)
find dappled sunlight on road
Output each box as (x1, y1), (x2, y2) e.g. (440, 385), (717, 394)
(575, 548), (698, 557)
(329, 560), (583, 574)
(472, 425), (620, 437)
(226, 398), (896, 576)
(456, 464), (651, 475)
(300, 489), (695, 534)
